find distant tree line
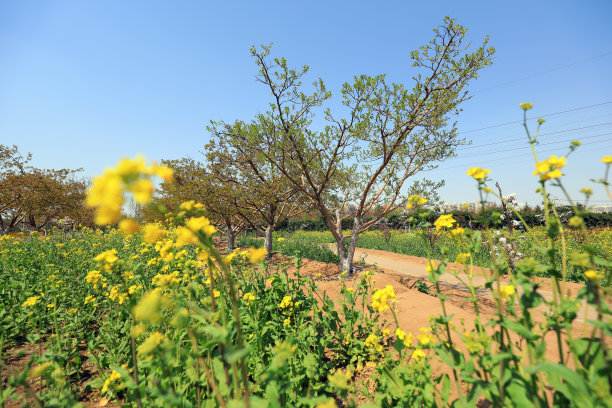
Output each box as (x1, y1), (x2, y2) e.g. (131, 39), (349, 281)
(269, 206), (612, 232)
(0, 145), (94, 234)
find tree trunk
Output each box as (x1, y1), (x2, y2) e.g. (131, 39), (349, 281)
(264, 224), (273, 259)
(336, 236), (350, 274)
(333, 212), (362, 276)
(344, 215), (362, 275)
(226, 229), (235, 251)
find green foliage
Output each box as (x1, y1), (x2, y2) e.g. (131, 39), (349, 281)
(274, 228), (611, 285)
(0, 228), (382, 406)
(415, 281), (430, 295)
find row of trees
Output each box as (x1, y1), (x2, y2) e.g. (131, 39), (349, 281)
(1, 18), (494, 273)
(0, 145), (94, 234)
(152, 17), (494, 273)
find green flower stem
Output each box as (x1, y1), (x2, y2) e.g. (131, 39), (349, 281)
(205, 255), (232, 391)
(188, 329), (227, 408)
(422, 231), (463, 399)
(130, 332), (144, 408)
(210, 245), (251, 407)
(525, 114), (569, 366)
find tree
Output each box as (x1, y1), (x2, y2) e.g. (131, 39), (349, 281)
(226, 17), (494, 273)
(205, 120), (311, 257)
(158, 157), (250, 250)
(0, 145), (92, 234)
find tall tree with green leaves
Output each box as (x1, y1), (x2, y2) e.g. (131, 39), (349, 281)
(214, 17), (494, 272)
(205, 121), (311, 257)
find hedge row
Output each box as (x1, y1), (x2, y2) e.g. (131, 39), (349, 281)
(276, 207), (612, 232)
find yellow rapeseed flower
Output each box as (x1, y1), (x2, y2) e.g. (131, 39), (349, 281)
(600, 155), (612, 164)
(411, 349), (426, 362)
(186, 216), (217, 236)
(417, 327), (435, 346)
(497, 285), (515, 300)
(95, 249), (118, 264)
(434, 214), (456, 230)
(243, 292), (255, 304)
(371, 285), (397, 312)
(128, 178), (154, 204)
(86, 156), (172, 225)
(466, 167), (490, 180)
(395, 328), (406, 341)
(584, 270), (602, 280)
(133, 289), (162, 323)
(519, 102), (533, 111)
(455, 252), (471, 264)
(150, 163), (174, 182)
(533, 155), (566, 180)
(137, 332), (166, 357)
(279, 296), (293, 309)
(450, 227), (465, 238)
(547, 155), (566, 168)
(316, 399), (338, 408)
(86, 173), (123, 225)
(118, 219), (140, 235)
(403, 332), (414, 347)
(406, 194), (428, 209)
(116, 155), (147, 175)
(568, 216), (584, 228)
(180, 200), (195, 211)
(143, 224), (166, 244)
(22, 296), (40, 307)
(175, 226), (198, 247)
(247, 247), (267, 263)
(365, 334), (383, 353)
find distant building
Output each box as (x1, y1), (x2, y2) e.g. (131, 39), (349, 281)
(591, 206), (612, 214)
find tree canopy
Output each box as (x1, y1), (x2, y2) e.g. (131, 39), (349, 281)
(210, 17), (494, 272)
(0, 145), (93, 233)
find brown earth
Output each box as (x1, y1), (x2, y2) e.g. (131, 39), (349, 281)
(1, 339), (117, 408)
(264, 247), (608, 405)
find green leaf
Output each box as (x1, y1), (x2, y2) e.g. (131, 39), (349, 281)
(224, 346), (250, 364)
(441, 374), (451, 402)
(499, 319), (537, 341)
(532, 362), (592, 407)
(264, 381), (280, 408)
(505, 377), (535, 408)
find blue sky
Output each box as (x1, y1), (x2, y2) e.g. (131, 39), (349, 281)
(1, 0), (611, 207)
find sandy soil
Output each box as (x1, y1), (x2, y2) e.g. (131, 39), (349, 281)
(265, 247), (607, 404)
(331, 245), (601, 324)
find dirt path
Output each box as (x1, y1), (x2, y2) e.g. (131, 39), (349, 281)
(329, 245), (601, 324)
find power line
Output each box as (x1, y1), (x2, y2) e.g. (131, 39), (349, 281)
(471, 51), (612, 94)
(458, 102), (612, 135)
(458, 122), (612, 151)
(424, 139), (612, 174)
(460, 131), (612, 155)
(459, 111), (612, 150)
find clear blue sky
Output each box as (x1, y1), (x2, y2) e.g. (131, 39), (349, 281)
(1, 0), (611, 207)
